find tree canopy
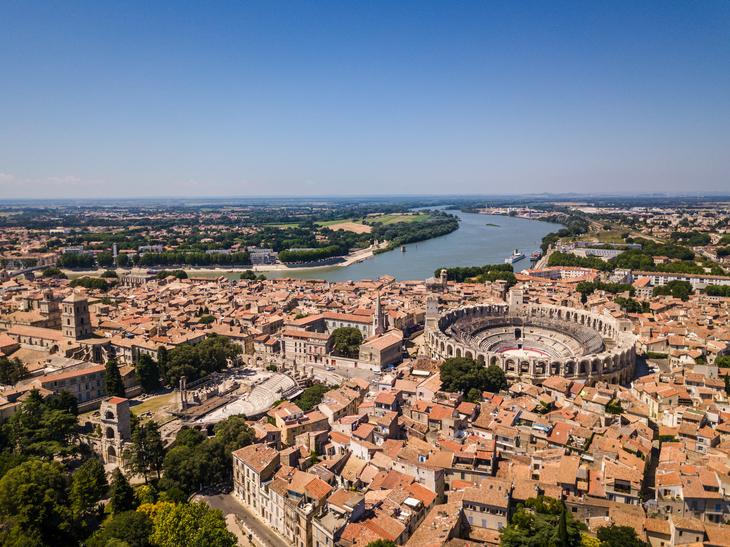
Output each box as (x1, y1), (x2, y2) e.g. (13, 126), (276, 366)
(3, 389), (78, 459)
(161, 335), (242, 387)
(652, 280), (693, 301)
(105, 359), (126, 398)
(331, 327), (363, 358)
(160, 426), (230, 494)
(123, 420), (166, 483)
(294, 384), (338, 412)
(0, 356), (30, 385)
(149, 501), (236, 547)
(596, 525), (650, 547)
(500, 496), (585, 547)
(135, 354), (161, 393)
(439, 358), (506, 401)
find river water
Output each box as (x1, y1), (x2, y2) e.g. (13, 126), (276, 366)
(238, 209), (559, 282)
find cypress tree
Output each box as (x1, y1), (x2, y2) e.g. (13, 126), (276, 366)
(557, 504), (568, 547)
(105, 359), (126, 398)
(109, 468), (135, 514)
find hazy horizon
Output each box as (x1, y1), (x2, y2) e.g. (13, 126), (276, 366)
(2, 2), (729, 199)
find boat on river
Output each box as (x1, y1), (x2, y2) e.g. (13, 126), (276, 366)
(505, 249), (526, 263)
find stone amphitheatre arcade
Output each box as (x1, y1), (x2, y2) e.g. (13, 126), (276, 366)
(425, 296), (636, 387)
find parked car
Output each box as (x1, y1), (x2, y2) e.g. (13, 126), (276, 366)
(326, 366), (335, 371)
(373, 370), (383, 376)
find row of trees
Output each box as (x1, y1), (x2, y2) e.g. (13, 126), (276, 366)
(137, 251), (251, 267)
(707, 284), (730, 297)
(434, 263), (513, 283)
(575, 281), (635, 298)
(371, 211), (459, 253)
(278, 245), (345, 263)
(57, 252), (96, 269)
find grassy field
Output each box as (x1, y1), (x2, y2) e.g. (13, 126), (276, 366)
(316, 218), (357, 227)
(374, 213), (430, 225)
(596, 230), (628, 244)
(130, 392), (175, 416)
(0, 211), (22, 217)
(262, 223), (300, 229)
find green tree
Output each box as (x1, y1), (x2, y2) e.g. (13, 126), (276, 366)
(97, 253), (114, 267)
(135, 354), (161, 393)
(294, 384), (338, 411)
(4, 389), (78, 459)
(331, 327), (363, 358)
(69, 457), (107, 516)
(157, 346), (169, 379)
(104, 510), (154, 547)
(117, 253), (130, 267)
(652, 280), (692, 301)
(123, 420), (166, 483)
(365, 541), (398, 547)
(198, 315), (216, 325)
(42, 266), (68, 278)
(0, 356), (30, 385)
(558, 504), (569, 547)
(239, 270), (257, 280)
(0, 458), (75, 546)
(109, 468), (135, 514)
(160, 428), (229, 494)
(163, 336), (241, 387)
(212, 414), (256, 455)
(101, 270), (119, 278)
(150, 501), (237, 547)
(440, 358), (506, 401)
(136, 484), (157, 506)
(49, 389), (79, 415)
(500, 496), (584, 547)
(605, 397), (624, 415)
(596, 525), (649, 547)
(105, 359), (126, 398)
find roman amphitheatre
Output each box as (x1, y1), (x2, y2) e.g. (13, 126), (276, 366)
(425, 294), (636, 386)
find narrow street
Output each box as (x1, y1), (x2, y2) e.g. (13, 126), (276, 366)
(195, 492), (290, 547)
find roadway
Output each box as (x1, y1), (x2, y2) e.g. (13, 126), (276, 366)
(195, 492), (290, 547)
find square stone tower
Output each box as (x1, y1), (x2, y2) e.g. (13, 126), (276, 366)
(100, 397), (131, 442)
(99, 396), (131, 464)
(62, 293), (92, 339)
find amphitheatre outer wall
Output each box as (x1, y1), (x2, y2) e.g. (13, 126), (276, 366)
(425, 302), (637, 387)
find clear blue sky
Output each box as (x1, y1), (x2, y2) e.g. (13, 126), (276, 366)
(1, 1), (728, 199)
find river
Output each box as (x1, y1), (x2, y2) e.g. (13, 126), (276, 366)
(214, 209), (559, 282)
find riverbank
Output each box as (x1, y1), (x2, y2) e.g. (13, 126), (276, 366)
(61, 242), (388, 279)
